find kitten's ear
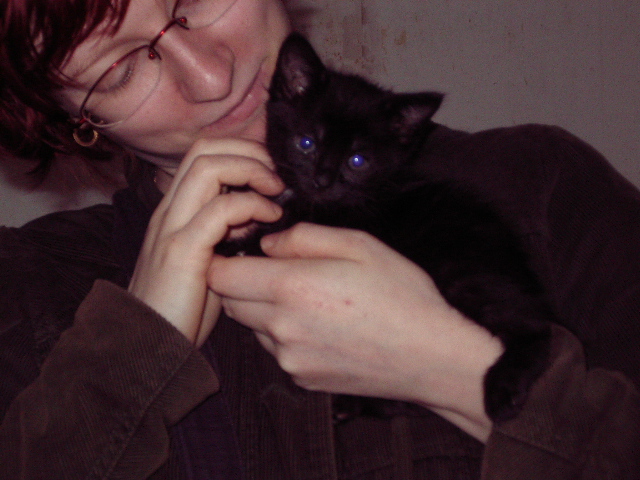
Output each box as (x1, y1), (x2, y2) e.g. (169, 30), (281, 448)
(386, 92), (444, 143)
(270, 33), (326, 100)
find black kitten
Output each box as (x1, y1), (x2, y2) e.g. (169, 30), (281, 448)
(218, 33), (552, 423)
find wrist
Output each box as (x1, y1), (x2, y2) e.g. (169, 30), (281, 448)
(407, 304), (504, 442)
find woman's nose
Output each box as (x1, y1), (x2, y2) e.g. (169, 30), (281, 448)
(162, 28), (234, 103)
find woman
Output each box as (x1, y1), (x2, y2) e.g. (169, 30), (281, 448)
(1, 0), (639, 478)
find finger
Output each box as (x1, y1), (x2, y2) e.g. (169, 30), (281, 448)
(155, 138), (280, 220)
(254, 331), (277, 356)
(260, 223), (377, 261)
(194, 289), (223, 347)
(169, 138), (274, 197)
(180, 190), (283, 248)
(190, 138), (275, 169)
(161, 156), (284, 232)
(219, 294), (275, 333)
(208, 254), (290, 301)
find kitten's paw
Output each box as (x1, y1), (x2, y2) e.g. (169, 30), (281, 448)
(483, 330), (551, 422)
(484, 365), (532, 422)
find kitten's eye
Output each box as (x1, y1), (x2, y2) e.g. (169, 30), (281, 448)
(296, 135), (316, 153)
(348, 154), (368, 169)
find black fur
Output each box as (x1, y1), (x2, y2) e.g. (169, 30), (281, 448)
(217, 33), (552, 423)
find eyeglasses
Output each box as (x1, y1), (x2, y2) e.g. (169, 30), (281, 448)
(78, 0), (239, 128)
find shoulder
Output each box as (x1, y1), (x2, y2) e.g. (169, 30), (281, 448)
(425, 123), (635, 190)
(419, 124), (640, 233)
(429, 123), (595, 154)
(422, 123), (609, 184)
(0, 202), (120, 287)
(1, 203), (118, 266)
(17, 203), (116, 249)
(0, 204), (121, 358)
(420, 124), (640, 367)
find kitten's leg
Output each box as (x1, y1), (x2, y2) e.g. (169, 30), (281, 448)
(421, 268), (553, 422)
(483, 327), (551, 422)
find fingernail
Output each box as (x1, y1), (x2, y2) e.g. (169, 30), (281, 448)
(272, 203), (284, 216)
(260, 233), (278, 251)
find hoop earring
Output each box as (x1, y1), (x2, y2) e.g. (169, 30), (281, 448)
(73, 124), (100, 147)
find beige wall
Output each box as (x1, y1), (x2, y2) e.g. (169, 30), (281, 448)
(2, 0), (638, 226)
(302, 0), (639, 184)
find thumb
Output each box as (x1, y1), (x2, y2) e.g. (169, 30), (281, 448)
(259, 222), (375, 261)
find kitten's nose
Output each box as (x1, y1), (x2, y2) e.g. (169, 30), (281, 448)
(313, 172), (331, 189)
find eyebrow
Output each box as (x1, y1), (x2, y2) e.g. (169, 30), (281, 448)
(63, 0), (182, 87)
(63, 41), (121, 87)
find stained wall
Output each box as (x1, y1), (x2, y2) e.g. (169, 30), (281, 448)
(302, 0), (639, 184)
(1, 0), (638, 226)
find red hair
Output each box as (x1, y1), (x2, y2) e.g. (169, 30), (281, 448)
(0, 0), (130, 170)
(1, 0), (302, 173)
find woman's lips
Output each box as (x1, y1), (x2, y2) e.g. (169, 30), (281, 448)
(206, 70), (269, 132)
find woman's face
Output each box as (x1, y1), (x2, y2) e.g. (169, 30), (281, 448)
(60, 0), (291, 168)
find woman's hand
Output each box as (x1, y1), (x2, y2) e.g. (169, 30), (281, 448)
(128, 139), (284, 347)
(208, 222), (504, 442)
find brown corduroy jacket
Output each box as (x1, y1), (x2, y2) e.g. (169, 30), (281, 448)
(1, 124), (639, 479)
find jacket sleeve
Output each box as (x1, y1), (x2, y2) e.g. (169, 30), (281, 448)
(474, 126), (640, 479)
(0, 280), (219, 480)
(482, 324), (640, 479)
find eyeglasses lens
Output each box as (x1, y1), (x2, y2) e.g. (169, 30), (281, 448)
(81, 0), (239, 127)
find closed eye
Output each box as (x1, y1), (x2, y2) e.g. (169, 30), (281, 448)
(91, 47), (146, 95)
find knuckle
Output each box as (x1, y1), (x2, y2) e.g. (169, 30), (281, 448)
(179, 156), (221, 192)
(281, 222), (312, 248)
(268, 319), (298, 346)
(269, 270), (312, 304)
(341, 228), (380, 258)
(188, 137), (236, 156)
(294, 377), (319, 391)
(146, 209), (166, 232)
(290, 221), (313, 236)
(161, 232), (194, 261)
(220, 299), (237, 319)
(276, 348), (305, 378)
(219, 190), (259, 213)
(344, 228), (374, 248)
(276, 352), (296, 375)
(190, 137), (211, 152)
(189, 154), (217, 178)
